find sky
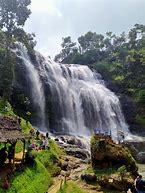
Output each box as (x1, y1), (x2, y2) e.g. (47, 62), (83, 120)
(25, 0), (145, 58)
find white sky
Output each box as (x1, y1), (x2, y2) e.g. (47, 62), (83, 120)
(24, 0), (145, 58)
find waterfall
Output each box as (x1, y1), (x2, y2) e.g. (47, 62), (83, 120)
(15, 44), (129, 140)
(34, 51), (129, 140)
(15, 43), (46, 131)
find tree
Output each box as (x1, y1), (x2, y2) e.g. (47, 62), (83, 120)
(54, 36), (78, 63)
(0, 0), (31, 98)
(0, 0), (31, 36)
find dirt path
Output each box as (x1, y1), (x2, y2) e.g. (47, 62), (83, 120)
(48, 155), (103, 193)
(47, 176), (64, 193)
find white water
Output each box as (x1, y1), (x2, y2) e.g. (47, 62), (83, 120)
(16, 43), (46, 131)
(34, 52), (129, 140)
(15, 44), (129, 140)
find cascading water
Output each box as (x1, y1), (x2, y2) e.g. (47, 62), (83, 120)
(15, 43), (46, 131)
(15, 44), (129, 140)
(34, 51), (129, 140)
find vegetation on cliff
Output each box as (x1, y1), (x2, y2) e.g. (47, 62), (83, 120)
(90, 134), (138, 174)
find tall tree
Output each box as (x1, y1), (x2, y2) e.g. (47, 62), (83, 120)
(0, 0), (31, 98)
(54, 36), (78, 63)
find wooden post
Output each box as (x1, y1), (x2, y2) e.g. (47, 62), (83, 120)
(22, 139), (26, 162)
(12, 141), (17, 169)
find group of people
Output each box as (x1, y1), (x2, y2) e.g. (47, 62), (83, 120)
(28, 138), (49, 150)
(134, 175), (145, 193)
(28, 129), (50, 151)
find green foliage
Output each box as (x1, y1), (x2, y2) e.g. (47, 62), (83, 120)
(0, 98), (15, 116)
(54, 36), (78, 63)
(0, 140), (63, 193)
(117, 165), (127, 174)
(137, 90), (145, 104)
(36, 140), (64, 176)
(0, 0), (31, 99)
(20, 118), (33, 134)
(135, 115), (145, 126)
(0, 0), (31, 34)
(55, 24), (145, 98)
(57, 181), (87, 193)
(0, 159), (52, 193)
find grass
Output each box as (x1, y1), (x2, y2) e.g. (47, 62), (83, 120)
(35, 139), (64, 176)
(0, 159), (52, 193)
(85, 165), (117, 178)
(0, 140), (64, 193)
(57, 181), (87, 193)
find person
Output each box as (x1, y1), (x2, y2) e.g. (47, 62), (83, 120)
(39, 139), (44, 150)
(30, 128), (35, 137)
(135, 175), (145, 193)
(45, 138), (49, 149)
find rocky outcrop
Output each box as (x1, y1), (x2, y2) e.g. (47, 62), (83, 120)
(98, 173), (134, 191)
(91, 134), (138, 175)
(54, 135), (90, 161)
(81, 173), (97, 183)
(123, 141), (145, 163)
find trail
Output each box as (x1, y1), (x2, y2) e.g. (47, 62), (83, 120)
(48, 155), (103, 193)
(48, 177), (63, 193)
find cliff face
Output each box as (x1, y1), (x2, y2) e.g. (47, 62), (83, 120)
(91, 134), (138, 174)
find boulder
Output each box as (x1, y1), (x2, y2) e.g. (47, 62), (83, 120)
(81, 173), (97, 184)
(66, 148), (89, 160)
(91, 134), (138, 175)
(98, 174), (134, 191)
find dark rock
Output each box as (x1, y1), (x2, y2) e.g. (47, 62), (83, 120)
(98, 175), (134, 191)
(138, 152), (145, 163)
(81, 173), (97, 184)
(123, 141), (145, 163)
(60, 161), (68, 171)
(105, 80), (122, 93)
(66, 148), (89, 160)
(120, 96), (137, 126)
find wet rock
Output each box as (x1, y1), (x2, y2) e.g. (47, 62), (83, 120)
(123, 141), (145, 163)
(81, 173), (97, 184)
(54, 135), (90, 161)
(138, 152), (145, 163)
(66, 148), (89, 160)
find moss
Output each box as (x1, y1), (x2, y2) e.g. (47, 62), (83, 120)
(91, 135), (138, 174)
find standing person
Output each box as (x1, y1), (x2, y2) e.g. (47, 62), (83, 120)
(135, 175), (145, 193)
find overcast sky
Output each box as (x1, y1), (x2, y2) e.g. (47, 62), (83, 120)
(24, 0), (145, 58)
